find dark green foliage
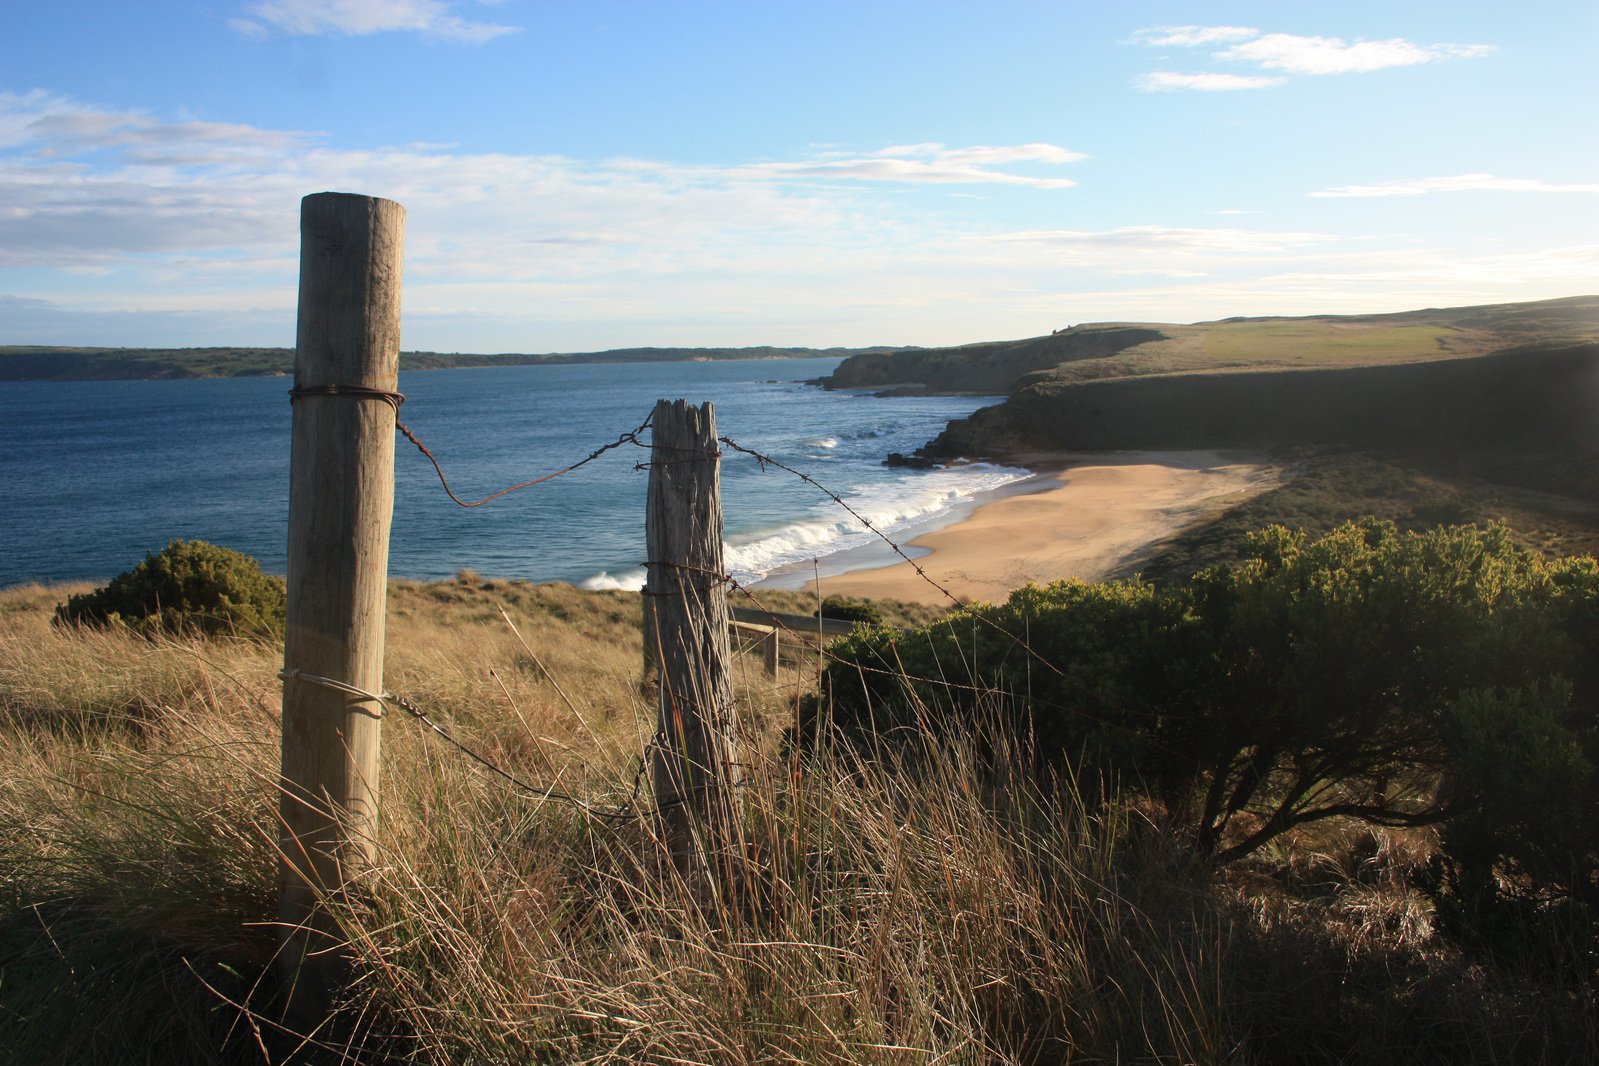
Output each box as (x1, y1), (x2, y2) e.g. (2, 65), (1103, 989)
(815, 519), (1599, 972)
(1133, 447), (1599, 587)
(814, 595), (884, 627)
(54, 540), (286, 639)
(1423, 560), (1599, 973)
(814, 521), (1598, 882)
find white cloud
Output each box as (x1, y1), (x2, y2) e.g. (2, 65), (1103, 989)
(1, 94), (1081, 268)
(1129, 25), (1492, 92)
(982, 226), (1334, 257)
(1129, 25), (1258, 48)
(237, 0), (519, 43)
(1137, 71), (1285, 92)
(1220, 34), (1493, 75)
(1313, 173), (1599, 197)
(2, 90), (312, 161)
(3, 92), (1588, 350)
(921, 143), (1085, 166)
(710, 142), (1084, 189)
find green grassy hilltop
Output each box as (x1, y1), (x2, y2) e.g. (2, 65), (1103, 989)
(826, 295), (1599, 576)
(825, 295), (1599, 395)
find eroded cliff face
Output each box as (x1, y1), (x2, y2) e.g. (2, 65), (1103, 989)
(925, 343), (1599, 500)
(832, 297), (1599, 501)
(824, 326), (1165, 394)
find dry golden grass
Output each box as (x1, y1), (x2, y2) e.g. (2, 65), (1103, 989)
(1, 579), (1593, 1064)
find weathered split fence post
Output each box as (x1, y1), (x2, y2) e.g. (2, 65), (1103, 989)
(644, 399), (742, 872)
(279, 191), (404, 1018)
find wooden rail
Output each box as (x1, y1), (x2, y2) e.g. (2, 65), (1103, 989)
(730, 606), (859, 640)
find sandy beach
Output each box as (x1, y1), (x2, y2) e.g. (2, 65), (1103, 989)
(757, 451), (1286, 606)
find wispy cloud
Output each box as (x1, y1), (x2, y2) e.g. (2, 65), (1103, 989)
(233, 0), (520, 43)
(0, 89), (312, 161)
(1, 94), (1084, 272)
(1313, 173), (1599, 197)
(1220, 34), (1493, 75)
(1136, 71), (1285, 93)
(718, 142), (1083, 189)
(982, 226), (1334, 257)
(0, 93), (1096, 345)
(1130, 25), (1493, 91)
(1128, 25), (1258, 48)
(3, 92), (1585, 350)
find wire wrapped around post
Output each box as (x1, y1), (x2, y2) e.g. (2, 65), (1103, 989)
(642, 399), (743, 877)
(278, 191), (404, 1028)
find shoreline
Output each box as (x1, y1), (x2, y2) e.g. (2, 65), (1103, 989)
(752, 450), (1287, 605)
(9, 452), (1286, 601)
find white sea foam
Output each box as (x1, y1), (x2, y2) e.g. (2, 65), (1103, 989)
(580, 568), (647, 592)
(722, 463), (1029, 583)
(576, 465), (1029, 592)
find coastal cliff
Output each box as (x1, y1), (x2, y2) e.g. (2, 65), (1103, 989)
(929, 343), (1599, 495)
(821, 296), (1599, 499)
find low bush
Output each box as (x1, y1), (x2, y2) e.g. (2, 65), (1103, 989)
(54, 539), (285, 639)
(813, 520), (1599, 971)
(814, 594), (884, 626)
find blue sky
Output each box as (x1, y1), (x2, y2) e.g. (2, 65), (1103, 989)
(1, 1), (1595, 351)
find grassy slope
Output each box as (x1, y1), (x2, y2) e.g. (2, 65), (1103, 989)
(823, 326), (1164, 393)
(4, 576), (1593, 1063)
(4, 296), (1596, 1060)
(825, 295), (1599, 395)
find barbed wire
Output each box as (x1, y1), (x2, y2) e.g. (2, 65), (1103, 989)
(332, 401), (1144, 796)
(377, 407), (1079, 695)
(717, 434), (1070, 682)
(280, 668), (643, 821)
(395, 413), (653, 508)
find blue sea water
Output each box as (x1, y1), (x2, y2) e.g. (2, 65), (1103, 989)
(0, 358), (1027, 589)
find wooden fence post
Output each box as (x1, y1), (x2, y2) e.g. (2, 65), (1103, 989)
(644, 399), (741, 871)
(279, 191), (404, 1018)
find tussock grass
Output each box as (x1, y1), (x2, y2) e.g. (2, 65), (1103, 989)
(0, 582), (281, 735)
(339, 707), (1233, 1065)
(1, 580), (1593, 1064)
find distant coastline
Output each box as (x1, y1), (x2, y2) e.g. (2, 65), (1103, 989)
(0, 343), (917, 383)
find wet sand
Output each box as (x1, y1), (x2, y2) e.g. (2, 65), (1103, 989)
(755, 451), (1285, 605)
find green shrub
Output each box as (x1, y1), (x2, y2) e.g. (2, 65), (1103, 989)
(813, 520), (1594, 865)
(1428, 677), (1598, 976)
(814, 595), (884, 627)
(55, 540), (286, 639)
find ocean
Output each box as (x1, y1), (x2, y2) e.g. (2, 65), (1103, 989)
(0, 358), (1028, 590)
